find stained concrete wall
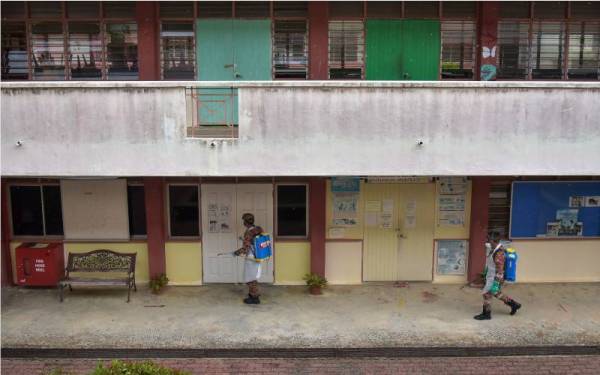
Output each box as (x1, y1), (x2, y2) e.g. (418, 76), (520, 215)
(1, 81), (599, 177)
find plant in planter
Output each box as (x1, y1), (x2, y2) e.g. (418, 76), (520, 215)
(149, 273), (169, 294)
(303, 273), (328, 295)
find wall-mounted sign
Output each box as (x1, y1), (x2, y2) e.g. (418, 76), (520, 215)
(331, 177), (360, 192)
(367, 176), (432, 184)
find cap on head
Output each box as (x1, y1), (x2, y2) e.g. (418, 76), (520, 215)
(242, 213), (254, 226)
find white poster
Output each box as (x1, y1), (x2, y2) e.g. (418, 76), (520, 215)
(383, 199), (394, 213)
(436, 240), (467, 275)
(439, 177), (468, 194)
(365, 212), (378, 227)
(438, 211), (465, 226)
(438, 195), (466, 211)
(219, 204), (231, 232)
(333, 192), (359, 226)
(365, 200), (381, 212)
(379, 212), (393, 229)
(208, 203), (219, 233)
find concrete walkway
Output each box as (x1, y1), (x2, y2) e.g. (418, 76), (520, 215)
(2, 283), (599, 349)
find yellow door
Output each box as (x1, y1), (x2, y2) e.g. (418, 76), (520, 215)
(363, 183), (435, 281)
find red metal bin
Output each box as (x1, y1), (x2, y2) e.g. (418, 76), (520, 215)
(15, 243), (64, 286)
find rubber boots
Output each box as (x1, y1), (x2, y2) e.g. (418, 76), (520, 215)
(506, 300), (522, 315)
(243, 294), (260, 304)
(473, 305), (491, 320)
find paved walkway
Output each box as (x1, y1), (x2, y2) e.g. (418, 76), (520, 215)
(2, 283), (600, 348)
(3, 356), (600, 375)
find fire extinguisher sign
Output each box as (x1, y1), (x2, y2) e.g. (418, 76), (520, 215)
(35, 259), (46, 272)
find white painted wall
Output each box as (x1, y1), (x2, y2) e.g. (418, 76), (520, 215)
(2, 81), (599, 177)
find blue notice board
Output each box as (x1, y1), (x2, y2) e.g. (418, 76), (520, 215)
(510, 181), (600, 239)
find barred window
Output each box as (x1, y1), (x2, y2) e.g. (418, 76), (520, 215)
(328, 21), (364, 79)
(68, 23), (103, 80)
(106, 23), (138, 80)
(441, 21), (476, 79)
(31, 22), (66, 80)
(1, 22), (28, 80)
(160, 22), (195, 80)
(531, 21), (565, 80)
(568, 21), (600, 80)
(273, 20), (308, 79)
(497, 21), (530, 79)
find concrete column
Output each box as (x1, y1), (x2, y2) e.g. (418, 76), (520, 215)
(136, 2), (160, 80)
(309, 1), (329, 80)
(309, 178), (326, 276)
(1, 180), (14, 286)
(477, 1), (499, 81)
(144, 177), (166, 278)
(468, 177), (491, 283)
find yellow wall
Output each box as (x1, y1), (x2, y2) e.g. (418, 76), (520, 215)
(511, 240), (600, 282)
(325, 180), (365, 240)
(274, 241), (310, 285)
(10, 242), (150, 284)
(165, 242), (202, 285)
(326, 241), (362, 284)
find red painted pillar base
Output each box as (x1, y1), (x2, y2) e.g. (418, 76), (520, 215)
(144, 177), (166, 278)
(1, 180), (14, 286)
(309, 178), (326, 277)
(468, 177), (491, 284)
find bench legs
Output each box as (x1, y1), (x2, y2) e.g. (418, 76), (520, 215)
(58, 284), (64, 302)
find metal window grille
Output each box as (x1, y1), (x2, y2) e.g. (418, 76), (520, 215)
(31, 22), (66, 80)
(488, 180), (513, 240)
(273, 2), (308, 18)
(160, 22), (195, 80)
(366, 1), (402, 19)
(66, 2), (100, 19)
(235, 1), (271, 18)
(29, 1), (63, 18)
(106, 23), (138, 80)
(103, 2), (136, 19)
(533, 1), (566, 19)
(197, 1), (232, 18)
(441, 20), (476, 79)
(1, 1), (26, 18)
(442, 1), (476, 19)
(404, 1), (439, 18)
(68, 23), (103, 80)
(571, 2), (600, 19)
(497, 20), (530, 79)
(568, 21), (600, 80)
(159, 2), (195, 18)
(1, 22), (28, 80)
(499, 2), (530, 19)
(273, 20), (308, 79)
(328, 20), (364, 79)
(329, 2), (364, 18)
(531, 21), (565, 79)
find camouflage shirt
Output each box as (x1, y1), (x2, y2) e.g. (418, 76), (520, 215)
(493, 248), (506, 282)
(234, 225), (264, 257)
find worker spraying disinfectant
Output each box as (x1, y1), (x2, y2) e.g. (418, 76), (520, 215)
(474, 233), (522, 320)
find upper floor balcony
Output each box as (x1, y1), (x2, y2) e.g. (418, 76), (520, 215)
(1, 80), (599, 177)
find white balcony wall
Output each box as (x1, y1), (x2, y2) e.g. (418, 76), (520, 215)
(1, 81), (599, 177)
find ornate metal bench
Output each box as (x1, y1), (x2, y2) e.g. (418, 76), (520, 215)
(58, 250), (137, 302)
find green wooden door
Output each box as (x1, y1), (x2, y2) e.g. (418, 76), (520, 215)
(366, 20), (404, 80)
(233, 20), (272, 81)
(196, 19), (234, 81)
(366, 19), (440, 80)
(401, 20), (440, 80)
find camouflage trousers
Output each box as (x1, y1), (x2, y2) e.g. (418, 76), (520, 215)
(482, 290), (514, 310)
(247, 280), (259, 297)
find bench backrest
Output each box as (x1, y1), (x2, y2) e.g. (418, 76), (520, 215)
(66, 249), (136, 274)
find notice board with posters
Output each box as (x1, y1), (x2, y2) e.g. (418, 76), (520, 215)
(510, 181), (600, 239)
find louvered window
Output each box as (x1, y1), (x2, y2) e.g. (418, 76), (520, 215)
(273, 2), (308, 18)
(497, 21), (530, 79)
(68, 23), (103, 80)
(404, 1), (439, 18)
(533, 1), (565, 19)
(531, 21), (565, 79)
(571, 2), (600, 19)
(1, 22), (28, 80)
(160, 23), (195, 80)
(499, 2), (530, 18)
(441, 21), (476, 79)
(328, 21), (364, 79)
(106, 23), (138, 80)
(197, 1), (232, 18)
(1, 1), (26, 19)
(67, 2), (100, 19)
(29, 1), (63, 19)
(488, 180), (513, 240)
(329, 2), (364, 18)
(31, 22), (65, 80)
(235, 1), (270, 18)
(159, 2), (194, 18)
(104, 2), (136, 19)
(568, 21), (600, 80)
(273, 20), (308, 79)
(442, 1), (476, 18)
(366, 1), (402, 19)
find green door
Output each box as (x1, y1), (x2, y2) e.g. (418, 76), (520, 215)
(366, 19), (440, 80)
(232, 20), (272, 81)
(366, 20), (404, 80)
(401, 20), (440, 80)
(196, 19), (235, 81)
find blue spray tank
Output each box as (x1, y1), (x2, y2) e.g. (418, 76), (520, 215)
(504, 246), (518, 282)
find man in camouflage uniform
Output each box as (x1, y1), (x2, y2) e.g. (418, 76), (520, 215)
(234, 213), (264, 304)
(474, 235), (522, 320)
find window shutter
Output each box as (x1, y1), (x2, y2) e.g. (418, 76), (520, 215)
(441, 21), (476, 79)
(568, 21), (600, 80)
(329, 20), (364, 79)
(273, 20), (308, 79)
(531, 21), (565, 79)
(497, 21), (530, 79)
(1, 22), (28, 80)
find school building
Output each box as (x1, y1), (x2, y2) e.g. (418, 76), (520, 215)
(1, 1), (599, 288)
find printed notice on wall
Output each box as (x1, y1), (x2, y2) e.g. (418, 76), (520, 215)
(365, 212), (378, 227)
(439, 177), (468, 195)
(220, 204), (232, 233)
(404, 199), (417, 228)
(379, 212), (393, 229)
(437, 177), (468, 228)
(208, 203), (219, 233)
(438, 211), (465, 226)
(436, 240), (467, 275)
(438, 195), (465, 211)
(333, 192), (359, 226)
(366, 200), (382, 212)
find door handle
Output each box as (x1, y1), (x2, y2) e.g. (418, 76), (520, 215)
(403, 72), (410, 79)
(224, 64), (237, 69)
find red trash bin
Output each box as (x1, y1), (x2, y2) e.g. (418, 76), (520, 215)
(15, 243), (64, 286)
